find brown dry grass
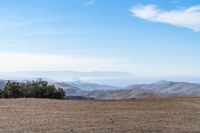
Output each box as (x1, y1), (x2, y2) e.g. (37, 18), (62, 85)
(0, 97), (200, 133)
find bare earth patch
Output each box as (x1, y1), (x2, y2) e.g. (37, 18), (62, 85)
(0, 97), (200, 133)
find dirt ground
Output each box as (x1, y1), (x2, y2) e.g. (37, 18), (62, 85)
(0, 97), (200, 133)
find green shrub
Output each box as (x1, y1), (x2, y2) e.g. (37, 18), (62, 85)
(0, 79), (65, 99)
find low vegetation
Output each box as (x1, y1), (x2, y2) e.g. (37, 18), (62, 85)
(0, 79), (65, 99)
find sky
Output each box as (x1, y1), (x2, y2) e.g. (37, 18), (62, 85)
(0, 0), (200, 78)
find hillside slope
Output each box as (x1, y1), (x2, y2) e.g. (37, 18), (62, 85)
(0, 97), (200, 133)
(63, 81), (200, 99)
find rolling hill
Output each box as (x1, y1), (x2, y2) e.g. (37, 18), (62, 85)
(62, 80), (200, 100)
(64, 80), (119, 90)
(126, 80), (200, 96)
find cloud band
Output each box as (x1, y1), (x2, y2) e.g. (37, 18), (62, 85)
(130, 4), (200, 32)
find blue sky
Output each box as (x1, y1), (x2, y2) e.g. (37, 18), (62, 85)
(0, 0), (200, 77)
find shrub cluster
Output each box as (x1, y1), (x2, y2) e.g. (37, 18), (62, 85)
(0, 79), (65, 99)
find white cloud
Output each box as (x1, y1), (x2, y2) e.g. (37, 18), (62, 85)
(83, 0), (96, 6)
(130, 4), (200, 32)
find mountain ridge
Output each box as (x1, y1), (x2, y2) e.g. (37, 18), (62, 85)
(63, 80), (200, 100)
(1, 79), (200, 100)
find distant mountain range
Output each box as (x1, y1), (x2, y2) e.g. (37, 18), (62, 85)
(65, 80), (119, 90)
(1, 79), (200, 100)
(0, 71), (135, 86)
(0, 71), (134, 80)
(57, 80), (200, 100)
(126, 80), (200, 96)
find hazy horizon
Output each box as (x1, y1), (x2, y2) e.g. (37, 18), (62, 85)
(0, 70), (200, 87)
(0, 0), (199, 79)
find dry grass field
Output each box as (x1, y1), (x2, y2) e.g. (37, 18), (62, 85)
(0, 97), (200, 133)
